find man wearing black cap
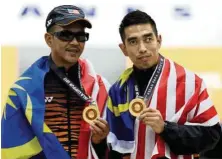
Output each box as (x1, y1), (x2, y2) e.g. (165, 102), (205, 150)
(2, 5), (109, 159)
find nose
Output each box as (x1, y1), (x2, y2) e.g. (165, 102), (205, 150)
(139, 42), (147, 54)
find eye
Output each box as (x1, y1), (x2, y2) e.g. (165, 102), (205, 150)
(54, 31), (74, 41)
(75, 32), (89, 42)
(77, 35), (87, 42)
(144, 37), (153, 43)
(129, 39), (137, 45)
(61, 31), (73, 38)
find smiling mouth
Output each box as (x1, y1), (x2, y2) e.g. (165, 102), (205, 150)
(66, 49), (79, 53)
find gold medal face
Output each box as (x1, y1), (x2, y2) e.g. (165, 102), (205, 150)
(129, 98), (146, 117)
(83, 105), (100, 124)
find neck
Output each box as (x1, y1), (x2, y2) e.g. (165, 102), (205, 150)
(51, 53), (76, 71)
(133, 64), (157, 74)
(133, 64), (156, 95)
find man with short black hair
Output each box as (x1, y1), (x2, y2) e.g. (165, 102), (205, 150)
(107, 10), (221, 159)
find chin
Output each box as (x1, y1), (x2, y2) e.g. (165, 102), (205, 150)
(139, 64), (154, 69)
(65, 58), (78, 64)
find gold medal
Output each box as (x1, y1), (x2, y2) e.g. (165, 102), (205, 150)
(83, 103), (100, 124)
(129, 98), (146, 117)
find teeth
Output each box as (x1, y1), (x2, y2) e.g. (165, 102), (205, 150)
(68, 50), (78, 52)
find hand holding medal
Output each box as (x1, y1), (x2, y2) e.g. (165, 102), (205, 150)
(83, 101), (109, 144)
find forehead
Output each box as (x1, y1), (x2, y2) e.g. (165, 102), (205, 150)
(124, 23), (154, 38)
(54, 22), (85, 32)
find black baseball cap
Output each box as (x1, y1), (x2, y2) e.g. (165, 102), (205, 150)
(45, 5), (92, 31)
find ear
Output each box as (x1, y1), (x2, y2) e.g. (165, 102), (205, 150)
(119, 43), (128, 57)
(157, 34), (162, 49)
(44, 33), (53, 48)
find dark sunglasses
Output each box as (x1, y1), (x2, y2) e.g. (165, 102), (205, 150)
(51, 30), (89, 42)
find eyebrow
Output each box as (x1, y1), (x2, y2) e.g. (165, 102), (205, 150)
(127, 37), (137, 42)
(143, 33), (153, 38)
(127, 33), (154, 42)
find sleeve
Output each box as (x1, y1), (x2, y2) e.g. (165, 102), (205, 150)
(108, 149), (122, 159)
(160, 80), (221, 155)
(200, 123), (222, 159)
(1, 88), (43, 159)
(92, 139), (108, 159)
(108, 148), (130, 159)
(160, 121), (221, 155)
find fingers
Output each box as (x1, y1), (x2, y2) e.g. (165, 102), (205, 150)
(141, 116), (159, 123)
(141, 116), (165, 134)
(139, 108), (161, 120)
(90, 123), (104, 135)
(140, 107), (157, 115)
(96, 118), (108, 125)
(90, 118), (109, 135)
(137, 108), (165, 134)
(143, 121), (154, 126)
(139, 112), (159, 120)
